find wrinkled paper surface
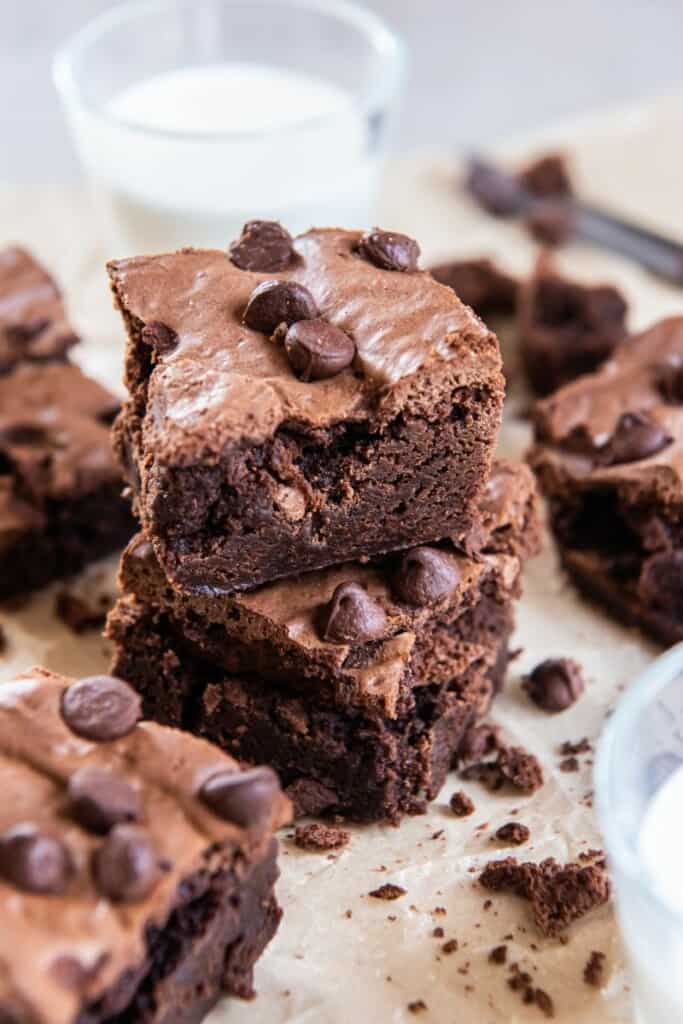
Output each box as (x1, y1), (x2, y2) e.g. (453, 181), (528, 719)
(3, 95), (683, 1023)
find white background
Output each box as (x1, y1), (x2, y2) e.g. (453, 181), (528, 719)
(2, 0), (683, 183)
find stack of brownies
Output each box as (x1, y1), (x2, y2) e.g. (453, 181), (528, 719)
(105, 222), (541, 822)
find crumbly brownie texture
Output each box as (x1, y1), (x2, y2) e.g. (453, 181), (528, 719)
(114, 462), (541, 719)
(518, 256), (628, 395)
(0, 667), (289, 1024)
(429, 259), (518, 319)
(107, 592), (513, 823)
(0, 245), (79, 374)
(479, 854), (609, 937)
(529, 316), (683, 644)
(0, 363), (134, 600)
(108, 225), (505, 594)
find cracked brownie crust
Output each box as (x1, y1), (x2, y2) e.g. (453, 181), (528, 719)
(109, 226), (504, 594)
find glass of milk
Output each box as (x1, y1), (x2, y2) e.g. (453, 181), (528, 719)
(596, 642), (683, 1023)
(53, 0), (405, 252)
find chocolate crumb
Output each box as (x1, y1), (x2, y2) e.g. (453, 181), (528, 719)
(494, 822), (530, 846)
(463, 744), (543, 794)
(483, 899), (492, 910)
(458, 722), (500, 764)
(559, 756), (579, 773)
(55, 591), (107, 634)
(369, 883), (406, 901)
(433, 906), (446, 915)
(294, 823), (350, 851)
(489, 944), (508, 964)
(431, 829), (444, 840)
(560, 738), (591, 756)
(407, 1000), (427, 1014)
(432, 926), (444, 938)
(480, 856), (609, 937)
(584, 950), (606, 988)
(535, 988), (555, 1018)
(442, 939), (459, 954)
(344, 909), (352, 919)
(450, 790), (475, 817)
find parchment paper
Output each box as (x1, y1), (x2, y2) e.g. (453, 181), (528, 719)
(3, 94), (683, 1023)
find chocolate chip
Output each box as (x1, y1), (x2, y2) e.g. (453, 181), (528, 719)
(358, 229), (420, 272)
(140, 320), (178, 354)
(656, 356), (683, 403)
(92, 825), (159, 903)
(638, 550), (683, 621)
(229, 220), (295, 272)
(599, 412), (672, 465)
(243, 280), (318, 334)
(68, 766), (142, 834)
(0, 825), (73, 894)
(283, 318), (355, 381)
(523, 658), (585, 712)
(61, 676), (142, 742)
(199, 766), (279, 827)
(321, 581), (387, 643)
(393, 547), (460, 606)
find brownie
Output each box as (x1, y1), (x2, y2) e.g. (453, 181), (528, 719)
(0, 667), (290, 1024)
(0, 245), (79, 374)
(518, 255), (628, 395)
(106, 464), (541, 822)
(0, 362), (135, 600)
(429, 258), (518, 319)
(111, 462), (541, 719)
(529, 316), (683, 644)
(108, 224), (505, 594)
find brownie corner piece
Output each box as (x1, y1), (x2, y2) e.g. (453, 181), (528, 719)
(518, 254), (628, 396)
(0, 667), (290, 1024)
(528, 315), (683, 644)
(0, 361), (134, 600)
(0, 244), (79, 374)
(109, 224), (504, 594)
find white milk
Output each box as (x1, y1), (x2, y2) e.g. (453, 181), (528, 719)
(68, 64), (377, 251)
(624, 765), (683, 1022)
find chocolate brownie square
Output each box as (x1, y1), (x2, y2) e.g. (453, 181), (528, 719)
(0, 245), (79, 374)
(0, 667), (290, 1024)
(518, 256), (628, 395)
(106, 464), (541, 821)
(529, 316), (683, 644)
(0, 362), (134, 600)
(429, 258), (518, 319)
(108, 223), (505, 594)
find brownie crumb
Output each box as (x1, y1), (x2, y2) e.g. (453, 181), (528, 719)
(535, 988), (555, 1018)
(450, 790), (475, 817)
(432, 926), (444, 938)
(442, 939), (459, 954)
(369, 883), (406, 901)
(489, 944), (508, 964)
(463, 744), (543, 795)
(407, 1000), (427, 1014)
(559, 756), (579, 773)
(494, 822), (530, 846)
(584, 950), (606, 988)
(560, 738), (591, 756)
(294, 823), (350, 851)
(457, 722), (500, 764)
(55, 591), (107, 634)
(479, 856), (609, 937)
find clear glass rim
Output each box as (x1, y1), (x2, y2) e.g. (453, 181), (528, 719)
(52, 0), (406, 143)
(595, 640), (683, 924)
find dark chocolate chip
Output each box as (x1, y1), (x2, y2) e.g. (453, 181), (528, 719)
(68, 766), (142, 834)
(61, 676), (142, 742)
(243, 280), (318, 334)
(523, 658), (585, 712)
(199, 766), (279, 827)
(393, 547), (460, 606)
(638, 550), (683, 621)
(92, 825), (159, 903)
(321, 581), (387, 643)
(0, 826), (73, 894)
(229, 220), (295, 272)
(140, 321), (178, 354)
(358, 229), (420, 272)
(283, 318), (355, 381)
(656, 355), (683, 403)
(599, 412), (672, 466)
